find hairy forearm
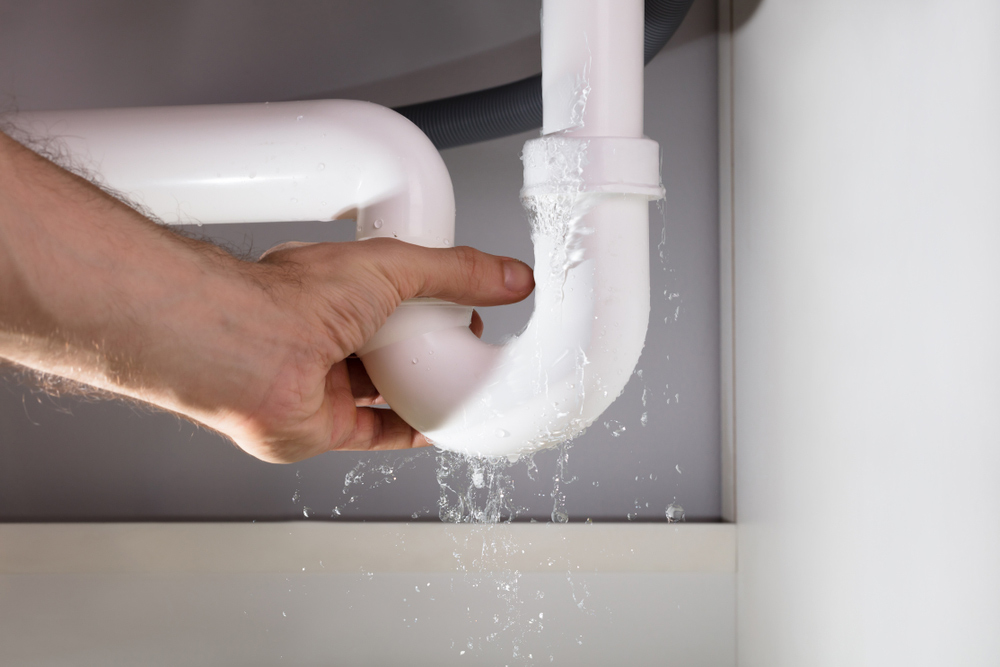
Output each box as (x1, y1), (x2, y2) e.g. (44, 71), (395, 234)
(0, 130), (285, 421)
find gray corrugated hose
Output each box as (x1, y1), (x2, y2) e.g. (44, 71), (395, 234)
(394, 0), (696, 149)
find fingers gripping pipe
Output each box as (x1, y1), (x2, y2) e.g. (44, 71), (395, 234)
(14, 0), (660, 459)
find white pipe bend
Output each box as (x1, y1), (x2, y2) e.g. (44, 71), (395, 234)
(362, 135), (661, 459)
(362, 198), (654, 459)
(14, 99), (455, 248)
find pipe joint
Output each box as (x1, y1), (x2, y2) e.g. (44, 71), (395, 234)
(521, 135), (664, 201)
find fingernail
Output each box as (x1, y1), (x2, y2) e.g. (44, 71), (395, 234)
(503, 260), (534, 293)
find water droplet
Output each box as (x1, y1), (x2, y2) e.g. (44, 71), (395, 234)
(603, 420), (626, 437)
(495, 429), (509, 438)
(248, 171), (256, 179)
(373, 219), (383, 229)
(290, 198), (298, 203)
(411, 358), (418, 364)
(296, 115), (303, 121)
(666, 502), (685, 522)
(317, 162), (325, 171)
(675, 464), (682, 474)
(640, 412), (648, 427)
(443, 239), (452, 246)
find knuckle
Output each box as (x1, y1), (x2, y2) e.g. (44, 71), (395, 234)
(453, 246), (486, 286)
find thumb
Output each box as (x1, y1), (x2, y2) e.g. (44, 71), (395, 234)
(373, 241), (534, 306)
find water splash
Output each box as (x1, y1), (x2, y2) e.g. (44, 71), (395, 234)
(436, 451), (520, 524)
(665, 502), (685, 522)
(433, 451), (542, 662)
(549, 444), (576, 523)
(330, 453), (424, 517)
(603, 420), (626, 437)
(523, 137), (595, 285)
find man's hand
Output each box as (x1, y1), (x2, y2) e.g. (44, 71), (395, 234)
(0, 130), (534, 463)
(180, 239), (534, 463)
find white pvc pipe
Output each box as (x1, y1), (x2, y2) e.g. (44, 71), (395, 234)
(15, 100), (455, 248)
(14, 0), (659, 459)
(542, 0), (644, 137)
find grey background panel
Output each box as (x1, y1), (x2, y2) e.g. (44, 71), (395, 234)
(0, 0), (719, 522)
(0, 0), (545, 110)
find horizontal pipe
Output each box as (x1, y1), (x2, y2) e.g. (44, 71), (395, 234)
(14, 100), (455, 248)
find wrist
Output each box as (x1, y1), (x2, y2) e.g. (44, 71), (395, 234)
(0, 132), (309, 422)
(125, 246), (328, 433)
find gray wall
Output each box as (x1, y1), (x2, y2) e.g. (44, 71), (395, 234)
(0, 0), (719, 522)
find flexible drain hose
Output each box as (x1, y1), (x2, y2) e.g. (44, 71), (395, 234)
(394, 0), (696, 149)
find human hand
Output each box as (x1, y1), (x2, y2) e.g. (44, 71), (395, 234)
(150, 239), (535, 463)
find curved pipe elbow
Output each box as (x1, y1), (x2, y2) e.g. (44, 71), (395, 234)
(14, 100), (455, 247)
(363, 198), (651, 460)
(361, 136), (662, 459)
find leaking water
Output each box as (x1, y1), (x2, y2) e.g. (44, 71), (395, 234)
(306, 76), (683, 665)
(436, 451), (519, 524)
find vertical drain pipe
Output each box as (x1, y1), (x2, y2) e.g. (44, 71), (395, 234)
(541, 0), (645, 138)
(517, 0), (661, 449)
